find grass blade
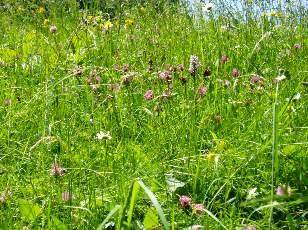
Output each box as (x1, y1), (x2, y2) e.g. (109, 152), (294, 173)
(137, 179), (170, 230)
(97, 205), (121, 230)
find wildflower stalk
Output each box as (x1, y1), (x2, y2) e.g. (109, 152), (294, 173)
(269, 82), (279, 229)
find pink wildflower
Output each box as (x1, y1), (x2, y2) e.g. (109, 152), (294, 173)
(232, 68), (240, 77)
(177, 64), (184, 71)
(223, 80), (231, 88)
(51, 163), (65, 176)
(293, 43), (301, 49)
(220, 55), (229, 64)
(179, 195), (191, 208)
(194, 203), (205, 215)
(144, 90), (154, 100)
(50, 25), (57, 33)
(123, 63), (129, 73)
(198, 86), (208, 97)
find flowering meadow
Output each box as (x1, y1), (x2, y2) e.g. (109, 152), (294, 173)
(0, 0), (307, 229)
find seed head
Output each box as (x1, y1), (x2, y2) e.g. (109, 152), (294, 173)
(62, 191), (72, 202)
(123, 63), (129, 73)
(203, 68), (211, 77)
(177, 64), (184, 72)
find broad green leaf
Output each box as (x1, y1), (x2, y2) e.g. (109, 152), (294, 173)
(18, 199), (42, 221)
(143, 208), (159, 230)
(52, 216), (68, 230)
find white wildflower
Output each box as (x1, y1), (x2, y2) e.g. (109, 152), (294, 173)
(247, 187), (259, 200)
(202, 3), (215, 12)
(96, 131), (112, 140)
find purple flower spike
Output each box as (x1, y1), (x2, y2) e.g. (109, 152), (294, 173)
(189, 55), (200, 76)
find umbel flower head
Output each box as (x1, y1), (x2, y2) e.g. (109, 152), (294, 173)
(189, 55), (200, 76)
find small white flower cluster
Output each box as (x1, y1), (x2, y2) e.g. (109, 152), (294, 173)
(96, 130), (112, 140)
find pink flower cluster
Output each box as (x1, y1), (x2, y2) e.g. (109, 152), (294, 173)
(179, 195), (205, 215)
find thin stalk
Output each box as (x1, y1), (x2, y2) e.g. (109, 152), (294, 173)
(269, 82), (279, 229)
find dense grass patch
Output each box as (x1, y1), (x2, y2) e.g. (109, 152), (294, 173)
(0, 0), (307, 229)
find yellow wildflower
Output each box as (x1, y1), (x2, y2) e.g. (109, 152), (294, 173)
(104, 21), (113, 30)
(206, 152), (216, 161)
(37, 6), (45, 14)
(125, 19), (134, 29)
(43, 19), (49, 27)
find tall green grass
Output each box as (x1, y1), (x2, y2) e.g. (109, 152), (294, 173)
(0, 0), (307, 229)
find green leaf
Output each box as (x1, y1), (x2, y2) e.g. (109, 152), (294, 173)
(97, 205), (121, 230)
(143, 208), (159, 230)
(52, 216), (68, 230)
(18, 199), (42, 221)
(137, 179), (170, 230)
